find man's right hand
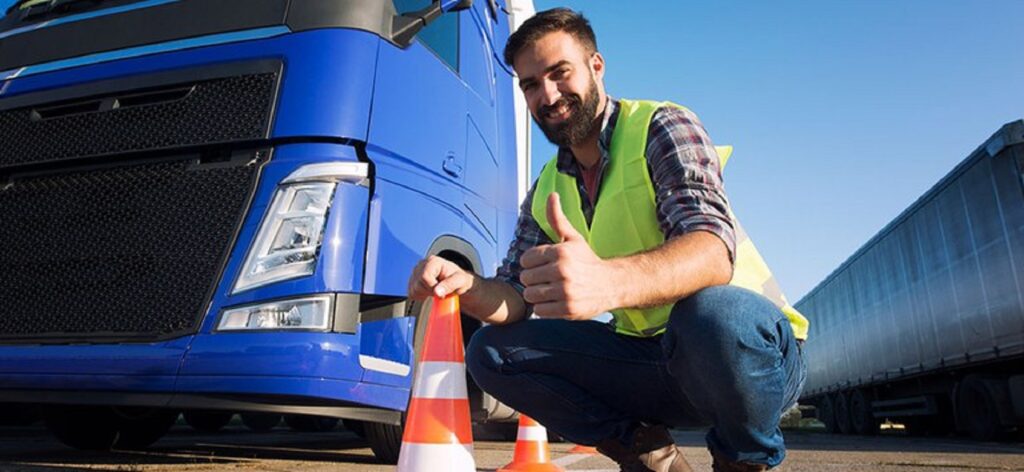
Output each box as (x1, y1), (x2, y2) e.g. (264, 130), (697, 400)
(407, 255), (477, 300)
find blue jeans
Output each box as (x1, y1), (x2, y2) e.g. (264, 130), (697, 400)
(465, 285), (806, 468)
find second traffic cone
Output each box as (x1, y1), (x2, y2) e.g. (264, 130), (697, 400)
(397, 295), (476, 472)
(498, 414), (564, 472)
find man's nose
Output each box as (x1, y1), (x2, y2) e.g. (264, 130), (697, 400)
(540, 79), (561, 106)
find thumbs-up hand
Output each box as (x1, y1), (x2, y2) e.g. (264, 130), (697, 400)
(518, 193), (618, 320)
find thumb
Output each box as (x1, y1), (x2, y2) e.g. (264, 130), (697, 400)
(546, 193), (582, 242)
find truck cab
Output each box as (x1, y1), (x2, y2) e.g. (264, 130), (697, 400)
(0, 0), (534, 462)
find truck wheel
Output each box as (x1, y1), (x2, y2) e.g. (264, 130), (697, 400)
(45, 406), (120, 451)
(343, 419), (367, 438)
(957, 375), (1006, 441)
(849, 389), (879, 435)
(184, 411), (234, 433)
(240, 413), (281, 432)
(111, 408), (179, 450)
(818, 395), (838, 433)
(834, 391), (853, 434)
(284, 415), (339, 432)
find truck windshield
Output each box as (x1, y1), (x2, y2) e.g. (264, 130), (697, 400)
(5, 0), (141, 21)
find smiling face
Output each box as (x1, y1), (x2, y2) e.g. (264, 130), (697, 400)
(512, 30), (606, 148)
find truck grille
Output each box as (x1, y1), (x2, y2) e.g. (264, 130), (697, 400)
(0, 72), (277, 167)
(0, 154), (265, 341)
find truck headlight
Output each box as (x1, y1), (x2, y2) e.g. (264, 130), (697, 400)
(233, 162), (368, 293)
(217, 295), (333, 331)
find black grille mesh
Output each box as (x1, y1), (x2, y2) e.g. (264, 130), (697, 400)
(0, 73), (276, 167)
(0, 157), (262, 339)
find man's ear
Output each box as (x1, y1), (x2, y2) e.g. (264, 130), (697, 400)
(590, 51), (605, 80)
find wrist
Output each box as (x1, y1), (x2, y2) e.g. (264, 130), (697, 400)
(604, 258), (631, 311)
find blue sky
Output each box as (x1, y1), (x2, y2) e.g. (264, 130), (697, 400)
(531, 0), (1024, 301)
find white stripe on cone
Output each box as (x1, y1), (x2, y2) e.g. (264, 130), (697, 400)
(516, 425), (549, 441)
(412, 361), (468, 399)
(397, 442), (476, 472)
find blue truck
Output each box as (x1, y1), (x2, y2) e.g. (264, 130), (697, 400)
(0, 0), (535, 462)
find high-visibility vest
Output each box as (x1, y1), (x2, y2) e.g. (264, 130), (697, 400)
(531, 98), (809, 339)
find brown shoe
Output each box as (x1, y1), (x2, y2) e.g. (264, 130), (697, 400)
(596, 424), (694, 472)
(711, 450), (769, 471)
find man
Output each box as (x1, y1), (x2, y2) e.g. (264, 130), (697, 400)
(407, 8), (805, 472)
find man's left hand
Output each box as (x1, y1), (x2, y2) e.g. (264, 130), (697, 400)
(519, 193), (620, 320)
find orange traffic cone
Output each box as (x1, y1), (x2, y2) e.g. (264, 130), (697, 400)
(498, 414), (564, 472)
(396, 296), (476, 472)
(568, 444), (598, 455)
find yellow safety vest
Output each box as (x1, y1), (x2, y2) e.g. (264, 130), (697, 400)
(531, 99), (809, 339)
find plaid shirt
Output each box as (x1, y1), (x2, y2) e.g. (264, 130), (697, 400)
(494, 98), (736, 299)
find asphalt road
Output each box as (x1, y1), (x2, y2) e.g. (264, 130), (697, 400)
(0, 420), (1021, 471)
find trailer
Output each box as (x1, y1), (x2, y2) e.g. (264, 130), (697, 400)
(798, 121), (1024, 440)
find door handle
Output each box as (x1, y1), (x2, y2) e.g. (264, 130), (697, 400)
(442, 153), (463, 178)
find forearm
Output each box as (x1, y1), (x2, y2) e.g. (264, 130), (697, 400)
(607, 230), (733, 310)
(460, 275), (529, 325)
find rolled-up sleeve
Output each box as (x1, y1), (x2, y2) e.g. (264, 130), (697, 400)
(493, 184), (553, 304)
(646, 106), (736, 263)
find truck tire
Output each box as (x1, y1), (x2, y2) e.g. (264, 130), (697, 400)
(45, 406), (120, 451)
(957, 375), (1006, 441)
(184, 411), (234, 433)
(834, 391), (853, 434)
(46, 406), (177, 451)
(111, 408), (179, 450)
(284, 414), (339, 432)
(240, 413), (281, 432)
(849, 389), (879, 435)
(818, 395), (838, 433)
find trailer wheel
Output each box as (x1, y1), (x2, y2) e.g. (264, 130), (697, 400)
(849, 389), (879, 435)
(240, 413), (281, 432)
(45, 406), (120, 451)
(184, 411), (233, 433)
(818, 395), (838, 433)
(957, 375), (1005, 441)
(284, 415), (339, 432)
(834, 391), (853, 434)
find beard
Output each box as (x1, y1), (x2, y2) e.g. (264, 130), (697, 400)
(534, 76), (601, 148)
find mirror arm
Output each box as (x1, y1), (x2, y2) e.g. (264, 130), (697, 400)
(391, 2), (443, 48)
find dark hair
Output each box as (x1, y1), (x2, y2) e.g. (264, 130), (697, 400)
(503, 8), (598, 67)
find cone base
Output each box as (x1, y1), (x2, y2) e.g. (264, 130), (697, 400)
(497, 462), (565, 472)
(568, 444), (598, 454)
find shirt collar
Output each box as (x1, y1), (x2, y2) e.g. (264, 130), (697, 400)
(555, 97), (619, 176)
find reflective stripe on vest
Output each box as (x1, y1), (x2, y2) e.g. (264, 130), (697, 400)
(531, 98), (809, 339)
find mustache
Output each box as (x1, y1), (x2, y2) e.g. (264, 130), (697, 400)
(539, 95), (581, 117)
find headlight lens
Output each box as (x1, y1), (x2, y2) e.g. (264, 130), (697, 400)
(217, 295), (333, 331)
(232, 162), (368, 294)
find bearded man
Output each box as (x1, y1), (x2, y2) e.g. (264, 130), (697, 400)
(407, 8), (806, 472)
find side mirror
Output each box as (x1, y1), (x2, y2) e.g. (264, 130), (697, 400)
(392, 0), (472, 47)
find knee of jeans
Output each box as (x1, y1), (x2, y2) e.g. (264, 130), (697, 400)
(664, 285), (782, 358)
(465, 324), (506, 385)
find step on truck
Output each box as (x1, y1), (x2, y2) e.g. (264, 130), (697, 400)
(0, 0), (536, 462)
(798, 121), (1024, 440)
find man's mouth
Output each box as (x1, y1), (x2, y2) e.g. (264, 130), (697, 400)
(543, 101), (573, 122)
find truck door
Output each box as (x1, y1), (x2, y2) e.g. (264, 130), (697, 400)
(360, 0), (468, 385)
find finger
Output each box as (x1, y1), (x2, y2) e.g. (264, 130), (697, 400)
(520, 263), (563, 287)
(533, 301), (569, 319)
(520, 244), (559, 270)
(434, 270), (472, 298)
(522, 283), (565, 305)
(546, 193), (583, 242)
